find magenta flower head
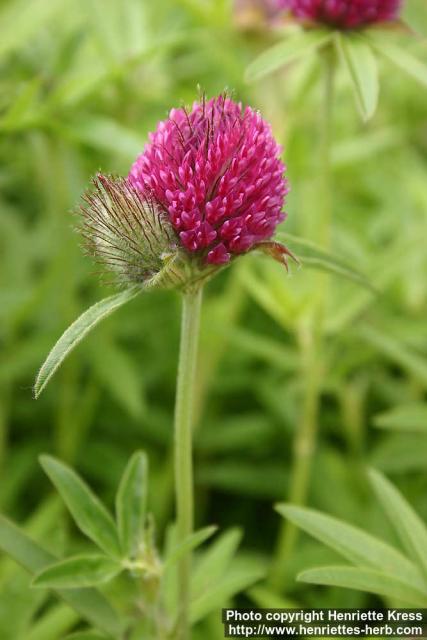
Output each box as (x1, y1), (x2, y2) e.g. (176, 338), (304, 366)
(129, 94), (289, 267)
(80, 94), (293, 292)
(278, 0), (402, 29)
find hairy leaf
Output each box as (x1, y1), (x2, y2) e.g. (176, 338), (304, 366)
(358, 325), (427, 388)
(116, 451), (149, 560)
(40, 456), (120, 558)
(374, 403), (427, 433)
(0, 515), (123, 635)
(190, 566), (265, 623)
(277, 503), (425, 589)
(367, 33), (427, 88)
(336, 33), (379, 121)
(24, 604), (78, 640)
(277, 232), (375, 291)
(192, 528), (242, 596)
(369, 469), (427, 579)
(245, 30), (332, 82)
(34, 287), (140, 398)
(64, 632), (109, 640)
(165, 525), (218, 568)
(33, 555), (122, 589)
(299, 566), (427, 606)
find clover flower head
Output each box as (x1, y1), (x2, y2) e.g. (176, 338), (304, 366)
(278, 0), (402, 29)
(129, 93), (288, 266)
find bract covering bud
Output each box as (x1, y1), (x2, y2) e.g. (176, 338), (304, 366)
(80, 175), (197, 290)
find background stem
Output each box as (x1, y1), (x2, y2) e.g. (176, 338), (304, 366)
(174, 286), (203, 640)
(271, 47), (335, 590)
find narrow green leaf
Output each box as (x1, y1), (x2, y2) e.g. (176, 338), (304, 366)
(367, 33), (427, 88)
(332, 128), (402, 168)
(248, 585), (297, 609)
(34, 287), (140, 398)
(192, 528), (242, 595)
(24, 604), (78, 640)
(373, 402), (427, 433)
(90, 342), (145, 419)
(358, 325), (427, 388)
(298, 566), (427, 606)
(115, 451), (148, 559)
(245, 30), (332, 82)
(40, 456), (120, 558)
(199, 461), (287, 499)
(165, 525), (218, 568)
(195, 413), (274, 453)
(64, 633), (108, 640)
(65, 116), (146, 159)
(276, 232), (375, 292)
(238, 267), (291, 332)
(227, 329), (298, 373)
(276, 504), (425, 589)
(0, 515), (123, 635)
(369, 469), (427, 579)
(0, 513), (53, 574)
(336, 33), (379, 121)
(0, 78), (42, 131)
(372, 433), (427, 474)
(0, 0), (64, 60)
(190, 567), (265, 623)
(33, 555), (122, 589)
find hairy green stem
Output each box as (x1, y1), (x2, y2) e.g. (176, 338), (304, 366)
(154, 269), (245, 533)
(174, 286), (203, 640)
(271, 47), (335, 590)
(0, 389), (8, 474)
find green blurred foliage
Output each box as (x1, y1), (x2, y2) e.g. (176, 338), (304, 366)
(1, 0), (427, 637)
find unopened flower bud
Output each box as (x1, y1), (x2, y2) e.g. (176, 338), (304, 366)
(80, 175), (189, 290)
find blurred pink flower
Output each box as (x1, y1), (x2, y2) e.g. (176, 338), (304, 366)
(129, 94), (288, 265)
(277, 0), (402, 29)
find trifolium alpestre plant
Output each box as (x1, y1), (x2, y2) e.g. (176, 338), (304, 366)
(30, 93), (295, 640)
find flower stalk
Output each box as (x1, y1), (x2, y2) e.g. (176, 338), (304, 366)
(174, 285), (203, 640)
